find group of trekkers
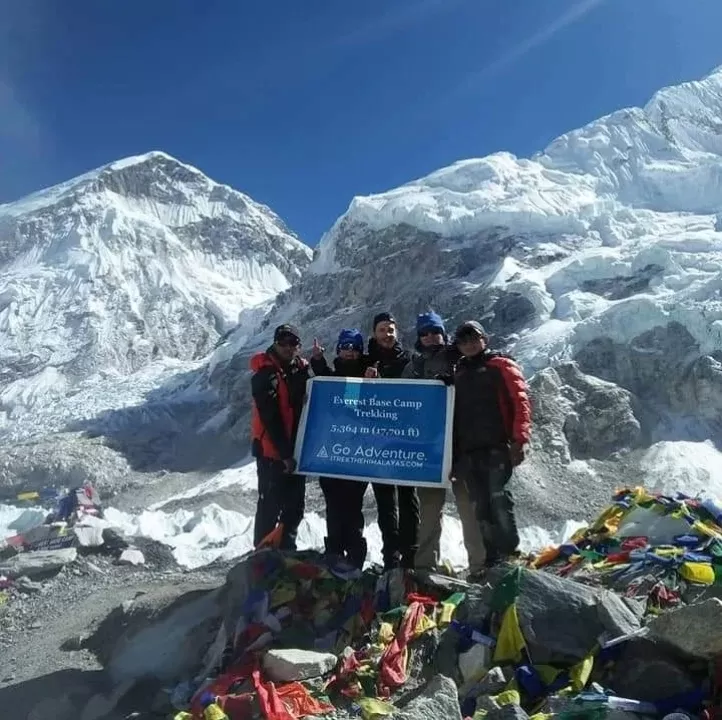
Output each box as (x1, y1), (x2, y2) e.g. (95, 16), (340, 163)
(249, 310), (532, 580)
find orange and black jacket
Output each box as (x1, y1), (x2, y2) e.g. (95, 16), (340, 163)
(453, 350), (531, 454)
(250, 348), (309, 461)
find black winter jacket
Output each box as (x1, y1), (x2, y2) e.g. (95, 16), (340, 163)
(366, 339), (411, 379)
(310, 354), (372, 379)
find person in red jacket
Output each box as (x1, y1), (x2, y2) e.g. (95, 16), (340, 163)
(452, 320), (531, 570)
(250, 324), (310, 550)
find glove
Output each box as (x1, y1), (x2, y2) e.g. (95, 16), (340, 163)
(435, 373), (454, 386)
(282, 458), (298, 474)
(509, 442), (525, 467)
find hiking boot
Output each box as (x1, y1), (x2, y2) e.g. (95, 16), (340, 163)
(484, 551), (523, 572)
(383, 551), (402, 572)
(466, 570), (487, 585)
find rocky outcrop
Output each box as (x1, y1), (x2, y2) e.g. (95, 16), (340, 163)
(0, 548), (77, 580)
(73, 538), (716, 720)
(529, 362), (643, 463)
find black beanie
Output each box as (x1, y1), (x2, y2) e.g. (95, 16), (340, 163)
(373, 312), (395, 330)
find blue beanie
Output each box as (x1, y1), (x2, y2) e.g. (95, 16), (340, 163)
(416, 311), (445, 335)
(337, 328), (364, 352)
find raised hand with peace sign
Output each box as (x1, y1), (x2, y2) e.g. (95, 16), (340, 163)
(311, 337), (325, 359)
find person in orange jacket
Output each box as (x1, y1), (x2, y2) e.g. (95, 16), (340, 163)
(250, 324), (310, 550)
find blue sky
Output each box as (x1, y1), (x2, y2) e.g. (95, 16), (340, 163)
(2, 0), (722, 245)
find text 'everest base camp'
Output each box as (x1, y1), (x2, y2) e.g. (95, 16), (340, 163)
(5, 65), (722, 720)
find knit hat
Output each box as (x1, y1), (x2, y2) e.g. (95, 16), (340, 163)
(337, 328), (364, 352)
(274, 324), (301, 343)
(416, 311), (445, 335)
(454, 320), (487, 340)
(373, 312), (396, 330)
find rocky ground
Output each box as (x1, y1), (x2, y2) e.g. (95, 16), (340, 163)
(3, 486), (722, 720)
(0, 546), (229, 719)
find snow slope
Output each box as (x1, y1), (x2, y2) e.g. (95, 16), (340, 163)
(0, 459), (586, 570)
(0, 151), (311, 441)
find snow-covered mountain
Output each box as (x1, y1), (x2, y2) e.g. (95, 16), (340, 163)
(5, 67), (722, 567)
(208, 65), (722, 529)
(0, 151), (310, 493)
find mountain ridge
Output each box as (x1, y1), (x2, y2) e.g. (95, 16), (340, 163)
(3, 67), (722, 545)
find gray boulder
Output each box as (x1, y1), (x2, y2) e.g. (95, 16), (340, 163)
(84, 581), (222, 685)
(499, 567), (641, 665)
(262, 648), (337, 682)
(0, 547), (77, 579)
(15, 576), (43, 594)
(607, 639), (698, 702)
(647, 598), (722, 659)
(393, 674), (462, 720)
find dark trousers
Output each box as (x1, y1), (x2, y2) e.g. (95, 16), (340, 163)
(372, 483), (420, 569)
(320, 477), (368, 569)
(457, 447), (519, 565)
(254, 457), (306, 551)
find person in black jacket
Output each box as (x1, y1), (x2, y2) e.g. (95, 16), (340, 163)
(311, 328), (371, 568)
(250, 324), (310, 551)
(364, 312), (420, 570)
(452, 320), (532, 569)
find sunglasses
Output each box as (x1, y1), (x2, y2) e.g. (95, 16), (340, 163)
(277, 336), (300, 348)
(456, 332), (481, 343)
(419, 328), (443, 337)
(338, 343), (360, 351)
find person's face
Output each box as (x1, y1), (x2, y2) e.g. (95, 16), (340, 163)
(338, 344), (361, 361)
(274, 336), (300, 361)
(419, 329), (444, 347)
(456, 332), (486, 357)
(375, 321), (397, 349)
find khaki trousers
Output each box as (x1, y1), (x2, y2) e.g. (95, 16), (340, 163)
(415, 481), (486, 574)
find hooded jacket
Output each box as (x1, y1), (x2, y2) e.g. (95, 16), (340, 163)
(366, 338), (411, 379)
(250, 348), (309, 461)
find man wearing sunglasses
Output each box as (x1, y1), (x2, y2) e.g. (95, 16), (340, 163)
(250, 324), (310, 550)
(403, 312), (486, 579)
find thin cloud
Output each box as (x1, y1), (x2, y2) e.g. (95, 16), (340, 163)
(458, 0), (606, 92)
(333, 0), (469, 49)
(0, 78), (42, 150)
(0, 2), (46, 157)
